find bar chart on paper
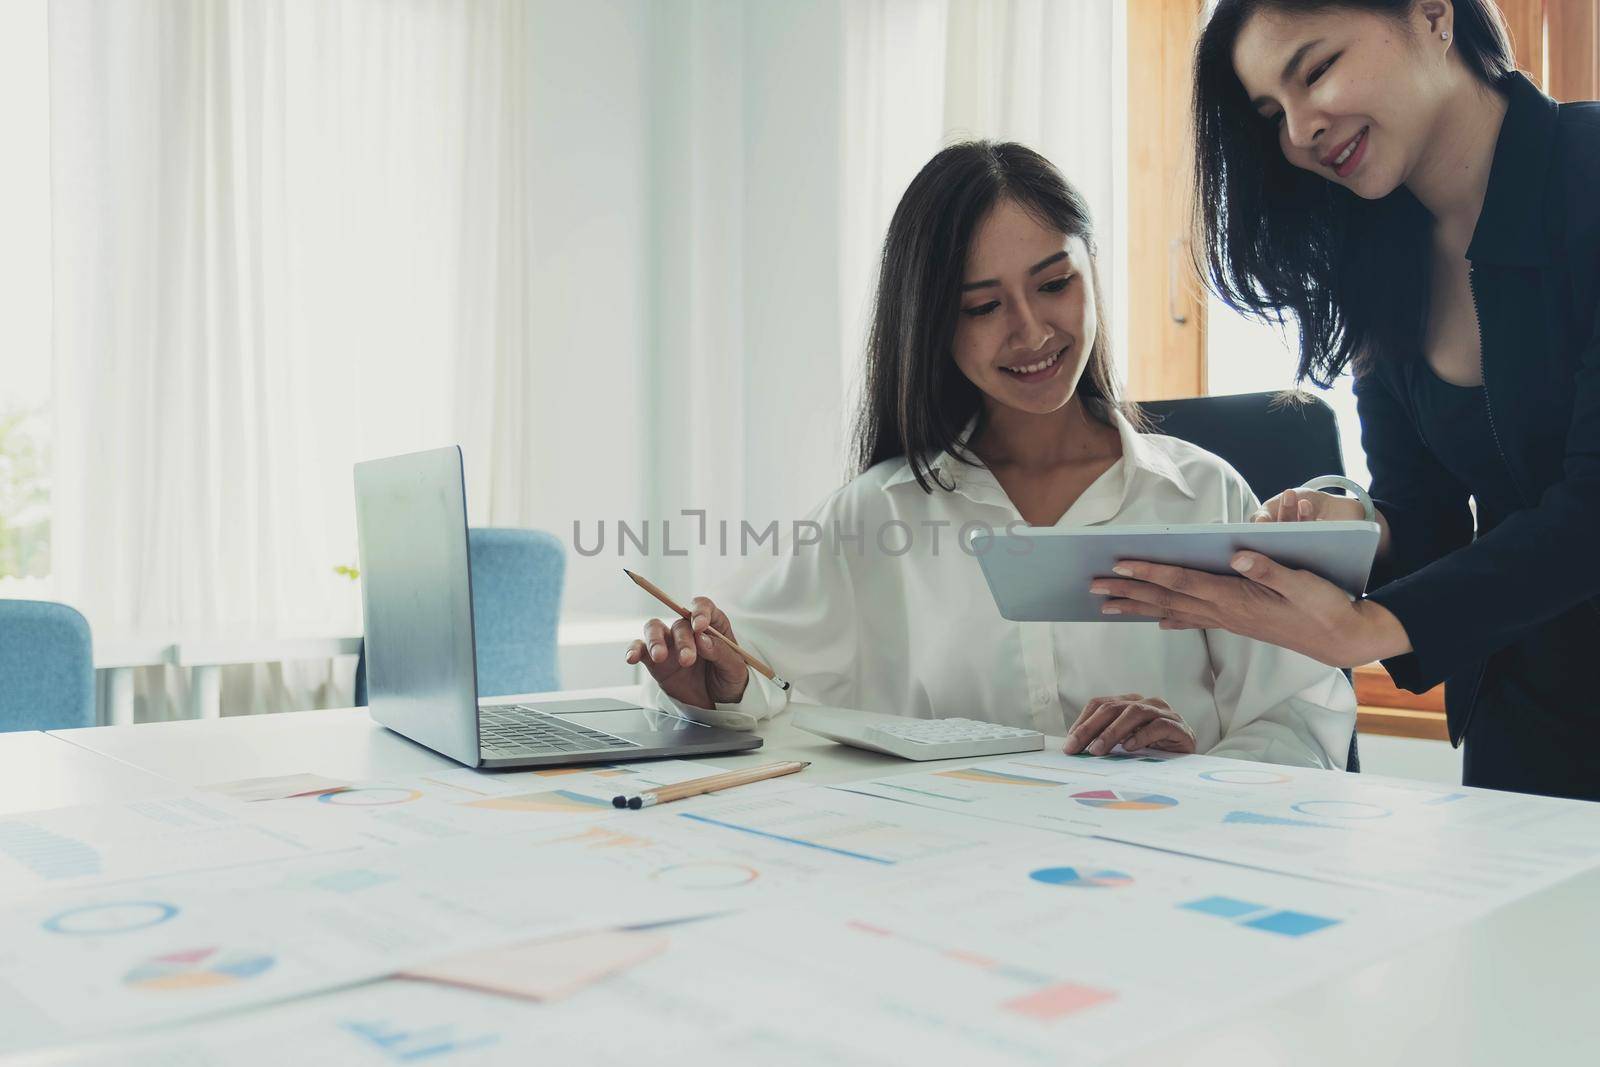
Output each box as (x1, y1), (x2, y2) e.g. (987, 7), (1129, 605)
(865, 765), (1070, 805)
(591, 908), (1137, 1064)
(338, 1017), (500, 1060)
(674, 793), (995, 867)
(1177, 896), (1341, 938)
(835, 753), (1600, 905)
(0, 797), (355, 901)
(16, 982), (531, 1067)
(464, 790), (615, 814)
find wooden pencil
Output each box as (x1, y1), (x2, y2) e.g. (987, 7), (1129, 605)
(623, 568), (790, 691)
(612, 760), (810, 810)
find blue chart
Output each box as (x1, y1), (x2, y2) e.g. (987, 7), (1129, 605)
(1291, 800), (1392, 820)
(44, 901), (179, 936)
(677, 811), (897, 865)
(1179, 896), (1341, 938)
(339, 1019), (500, 1061)
(308, 869), (397, 894)
(1223, 810), (1341, 830)
(0, 821), (102, 880)
(1029, 867), (1133, 889)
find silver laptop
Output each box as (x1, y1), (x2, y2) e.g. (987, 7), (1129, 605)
(353, 445), (763, 768)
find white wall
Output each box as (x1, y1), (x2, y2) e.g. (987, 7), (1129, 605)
(1358, 735), (1465, 786)
(0, 2), (51, 412)
(0, 0), (54, 596)
(1206, 272), (1370, 489)
(640, 0), (850, 610)
(741, 1), (849, 527)
(515, 0), (653, 621)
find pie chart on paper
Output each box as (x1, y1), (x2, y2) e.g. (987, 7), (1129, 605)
(317, 787), (423, 807)
(1029, 866), (1134, 888)
(123, 947), (276, 992)
(1199, 768), (1292, 786)
(1071, 789), (1178, 812)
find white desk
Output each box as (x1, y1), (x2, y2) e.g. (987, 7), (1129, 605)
(42, 688), (1600, 1066)
(52, 704), (496, 786)
(91, 615), (642, 726)
(0, 730), (182, 815)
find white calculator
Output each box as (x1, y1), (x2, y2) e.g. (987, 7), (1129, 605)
(792, 705), (1045, 761)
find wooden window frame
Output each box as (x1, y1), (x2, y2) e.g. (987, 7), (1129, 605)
(1125, 0), (1207, 402)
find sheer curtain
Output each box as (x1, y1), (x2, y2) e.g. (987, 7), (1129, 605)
(46, 0), (609, 716)
(645, 0), (750, 597)
(840, 0), (1128, 390)
(38, 1), (1123, 718)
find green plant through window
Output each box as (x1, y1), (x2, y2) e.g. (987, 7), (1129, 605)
(0, 402), (50, 580)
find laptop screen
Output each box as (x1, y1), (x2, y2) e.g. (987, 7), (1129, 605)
(353, 445), (483, 766)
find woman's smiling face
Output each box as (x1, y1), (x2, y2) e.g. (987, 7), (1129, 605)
(952, 198), (1097, 417)
(1232, 5), (1451, 200)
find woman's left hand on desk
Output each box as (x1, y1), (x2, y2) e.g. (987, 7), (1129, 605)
(1088, 553), (1410, 668)
(1064, 694), (1196, 756)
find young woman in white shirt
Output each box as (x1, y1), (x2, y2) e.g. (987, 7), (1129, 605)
(624, 141), (1355, 769)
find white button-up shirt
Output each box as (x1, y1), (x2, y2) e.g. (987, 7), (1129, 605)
(649, 413), (1356, 769)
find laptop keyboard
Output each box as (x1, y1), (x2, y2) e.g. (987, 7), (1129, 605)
(478, 705), (641, 756)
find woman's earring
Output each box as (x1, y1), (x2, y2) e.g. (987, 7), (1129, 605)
(1441, 31), (1450, 41)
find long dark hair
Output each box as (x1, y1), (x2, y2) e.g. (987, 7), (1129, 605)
(1192, 0), (1514, 385)
(852, 141), (1134, 492)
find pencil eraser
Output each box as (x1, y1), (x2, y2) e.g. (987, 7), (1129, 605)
(612, 796), (627, 808)
(628, 797), (643, 810)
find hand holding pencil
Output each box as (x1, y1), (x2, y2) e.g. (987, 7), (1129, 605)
(623, 569), (785, 710)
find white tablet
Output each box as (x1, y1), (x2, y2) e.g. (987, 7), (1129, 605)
(968, 521), (1381, 623)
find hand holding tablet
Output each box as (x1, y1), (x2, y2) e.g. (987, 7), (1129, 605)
(1252, 482), (1374, 526)
(970, 515), (1411, 668)
(970, 520), (1380, 622)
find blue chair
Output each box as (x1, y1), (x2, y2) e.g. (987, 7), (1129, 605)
(0, 599), (96, 731)
(1141, 392), (1361, 773)
(355, 527), (566, 704)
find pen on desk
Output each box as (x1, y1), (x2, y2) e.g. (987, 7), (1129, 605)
(623, 568), (790, 691)
(612, 760), (810, 810)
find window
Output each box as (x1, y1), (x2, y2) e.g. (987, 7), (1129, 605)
(1206, 304), (1370, 490)
(0, 1), (52, 589)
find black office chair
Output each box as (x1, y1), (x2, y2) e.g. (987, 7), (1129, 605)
(1140, 390), (1361, 772)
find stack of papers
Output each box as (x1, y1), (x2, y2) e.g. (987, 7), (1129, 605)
(2, 749), (1597, 1063)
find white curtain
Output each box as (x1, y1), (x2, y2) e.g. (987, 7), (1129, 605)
(840, 0), (1127, 386)
(645, 0), (751, 598)
(643, 1), (856, 597)
(639, 0), (1127, 616)
(37, 0), (1124, 718)
(48, 0), (550, 716)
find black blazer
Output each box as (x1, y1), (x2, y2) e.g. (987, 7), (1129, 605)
(1359, 72), (1600, 801)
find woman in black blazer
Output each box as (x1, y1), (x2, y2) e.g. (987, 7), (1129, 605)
(1090, 0), (1600, 801)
